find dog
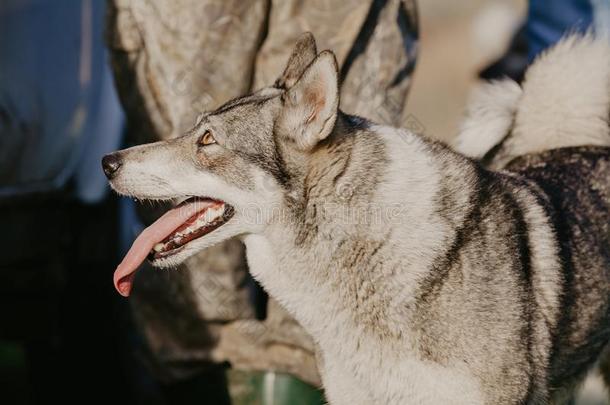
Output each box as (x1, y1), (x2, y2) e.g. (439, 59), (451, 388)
(103, 33), (610, 404)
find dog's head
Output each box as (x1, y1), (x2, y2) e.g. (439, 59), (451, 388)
(103, 33), (340, 296)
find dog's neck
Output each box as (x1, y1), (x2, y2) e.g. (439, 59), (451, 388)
(244, 118), (479, 353)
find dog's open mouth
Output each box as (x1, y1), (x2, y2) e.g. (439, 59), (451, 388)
(148, 198), (233, 260)
(113, 197), (234, 297)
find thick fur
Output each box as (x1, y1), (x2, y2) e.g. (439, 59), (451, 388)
(454, 34), (610, 403)
(454, 34), (610, 169)
(453, 79), (522, 161)
(106, 34), (610, 404)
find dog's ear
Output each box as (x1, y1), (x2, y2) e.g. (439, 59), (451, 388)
(278, 50), (339, 150)
(276, 32), (318, 89)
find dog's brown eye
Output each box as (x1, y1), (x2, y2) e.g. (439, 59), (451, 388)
(198, 130), (216, 146)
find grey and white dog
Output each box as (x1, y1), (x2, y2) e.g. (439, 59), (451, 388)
(103, 33), (610, 404)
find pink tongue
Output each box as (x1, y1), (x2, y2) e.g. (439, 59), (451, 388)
(113, 199), (216, 297)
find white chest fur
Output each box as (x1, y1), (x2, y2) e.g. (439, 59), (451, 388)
(241, 233), (484, 405)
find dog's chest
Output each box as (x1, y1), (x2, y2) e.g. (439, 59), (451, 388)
(241, 233), (338, 330)
(320, 340), (484, 405)
(242, 234), (485, 404)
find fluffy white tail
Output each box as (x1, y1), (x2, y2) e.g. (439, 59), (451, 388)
(454, 34), (610, 168)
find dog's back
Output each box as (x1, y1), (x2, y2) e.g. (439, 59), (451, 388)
(453, 34), (610, 402)
(507, 146), (610, 392)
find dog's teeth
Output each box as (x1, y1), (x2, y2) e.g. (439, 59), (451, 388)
(153, 243), (165, 252)
(204, 205), (225, 223)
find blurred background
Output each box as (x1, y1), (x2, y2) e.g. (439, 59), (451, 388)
(1, 0), (607, 404)
(407, 0), (525, 141)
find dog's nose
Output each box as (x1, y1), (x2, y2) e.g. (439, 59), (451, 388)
(102, 153), (122, 179)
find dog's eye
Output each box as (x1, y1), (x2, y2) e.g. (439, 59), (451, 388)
(198, 130), (216, 147)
